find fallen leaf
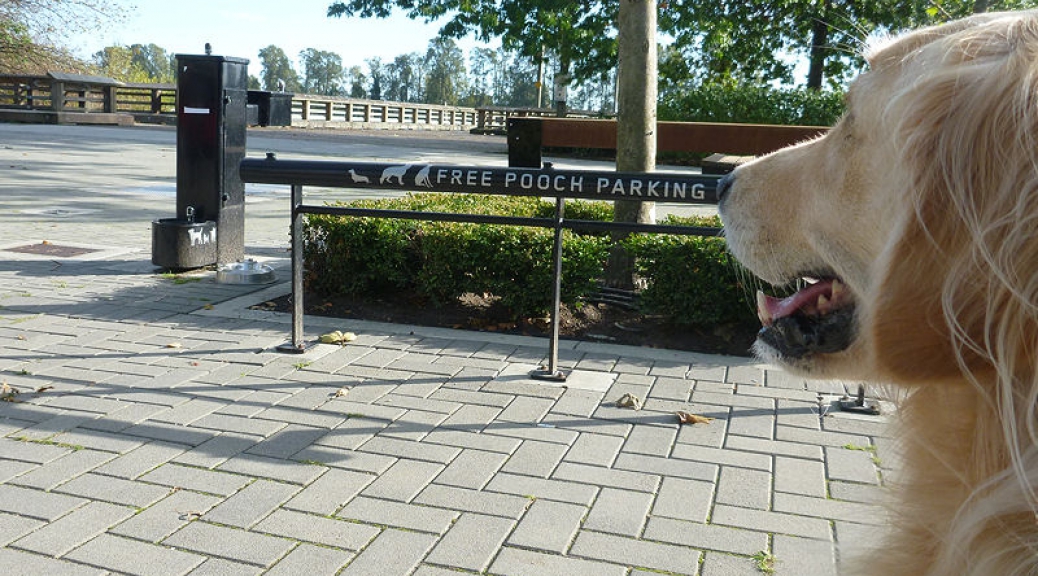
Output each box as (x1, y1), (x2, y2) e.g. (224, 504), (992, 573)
(41, 240), (51, 245)
(165, 342), (182, 349)
(676, 411), (715, 425)
(16, 335), (26, 341)
(1, 382), (18, 395)
(615, 393), (643, 410)
(35, 386), (54, 393)
(177, 510), (202, 521)
(319, 330), (357, 345)
(202, 304), (214, 310)
(333, 387), (349, 398)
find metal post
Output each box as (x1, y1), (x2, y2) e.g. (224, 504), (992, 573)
(532, 194), (567, 382)
(277, 183), (308, 354)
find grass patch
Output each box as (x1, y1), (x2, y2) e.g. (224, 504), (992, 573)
(752, 551), (776, 574)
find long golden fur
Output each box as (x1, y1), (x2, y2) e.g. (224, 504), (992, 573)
(719, 10), (1038, 576)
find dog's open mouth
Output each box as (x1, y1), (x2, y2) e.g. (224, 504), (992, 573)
(756, 276), (857, 358)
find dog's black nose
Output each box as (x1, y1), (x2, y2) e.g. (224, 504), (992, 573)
(716, 172), (735, 205)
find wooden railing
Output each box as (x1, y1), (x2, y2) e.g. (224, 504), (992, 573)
(473, 106), (612, 134)
(292, 94), (477, 130)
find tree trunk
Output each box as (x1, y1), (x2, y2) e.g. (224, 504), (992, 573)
(606, 0), (657, 289)
(806, 0), (830, 90)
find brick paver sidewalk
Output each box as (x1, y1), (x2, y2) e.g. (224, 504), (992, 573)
(0, 124), (890, 575)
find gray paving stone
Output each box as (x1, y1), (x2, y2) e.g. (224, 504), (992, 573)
(773, 534), (838, 576)
(490, 546), (627, 576)
(358, 435), (460, 464)
(163, 521), (296, 567)
(185, 558), (262, 576)
(16, 413), (97, 440)
(56, 471), (171, 508)
(0, 546), (106, 576)
(80, 402), (168, 433)
(548, 388), (604, 418)
(644, 516), (768, 555)
(569, 530), (701, 575)
(361, 458), (443, 502)
(415, 483), (531, 518)
(671, 443), (772, 471)
(776, 425), (869, 448)
(203, 479), (299, 528)
(828, 480), (884, 504)
(700, 553), (761, 576)
(0, 436), (74, 464)
(429, 387), (514, 408)
(152, 398), (228, 425)
(775, 456), (827, 498)
(12, 500), (133, 556)
(711, 504), (833, 540)
(614, 452), (717, 482)
(425, 512), (515, 571)
(507, 498), (586, 553)
(245, 424), (328, 458)
(716, 466), (772, 510)
(123, 421), (214, 446)
(486, 472), (599, 505)
(217, 453), (325, 485)
(110, 489), (223, 542)
(438, 403), (501, 430)
(337, 495), (458, 534)
(725, 435), (823, 460)
(52, 428), (147, 454)
(553, 461), (660, 493)
(141, 463), (251, 496)
(314, 417), (387, 450)
(0, 511), (44, 546)
(621, 424), (677, 457)
(583, 487), (653, 536)
(10, 448), (115, 490)
(0, 481), (86, 521)
(339, 528), (437, 576)
(825, 445), (880, 485)
(265, 543), (354, 576)
(284, 467), (375, 515)
(377, 408), (448, 441)
(498, 395), (554, 423)
(422, 427), (522, 453)
(652, 476), (715, 523)
(94, 441), (186, 479)
(500, 439), (568, 478)
(773, 492), (882, 525)
(172, 431), (261, 469)
(253, 509), (380, 550)
(65, 533), (206, 576)
(190, 413), (286, 437)
(565, 432), (624, 466)
(484, 419), (579, 444)
(433, 448), (507, 489)
(293, 445), (397, 474)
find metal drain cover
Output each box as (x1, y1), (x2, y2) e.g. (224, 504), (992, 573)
(216, 259), (276, 284)
(5, 243), (100, 257)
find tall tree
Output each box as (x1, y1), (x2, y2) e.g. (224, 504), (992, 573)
(258, 45), (302, 92)
(384, 53), (420, 101)
(299, 48), (345, 95)
(347, 65), (367, 98)
(1, 0), (122, 73)
(366, 57), (385, 99)
(423, 36), (467, 105)
(660, 0), (1038, 89)
(328, 0), (618, 100)
(93, 43), (172, 83)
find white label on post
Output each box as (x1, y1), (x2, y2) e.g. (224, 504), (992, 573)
(183, 107), (210, 114)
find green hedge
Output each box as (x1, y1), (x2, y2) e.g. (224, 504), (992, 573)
(622, 214), (756, 327)
(660, 81), (845, 126)
(304, 195), (757, 328)
(304, 194), (612, 318)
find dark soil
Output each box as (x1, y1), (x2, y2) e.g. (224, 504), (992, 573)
(253, 291), (759, 357)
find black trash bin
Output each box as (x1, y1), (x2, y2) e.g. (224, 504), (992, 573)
(248, 90), (293, 127)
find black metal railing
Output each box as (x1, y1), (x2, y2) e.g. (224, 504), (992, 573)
(239, 154), (722, 380)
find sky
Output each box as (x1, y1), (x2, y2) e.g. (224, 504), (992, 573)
(69, 0), (496, 73)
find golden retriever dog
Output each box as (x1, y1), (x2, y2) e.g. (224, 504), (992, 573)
(718, 10), (1038, 576)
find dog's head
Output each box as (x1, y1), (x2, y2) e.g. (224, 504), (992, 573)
(720, 11), (1038, 383)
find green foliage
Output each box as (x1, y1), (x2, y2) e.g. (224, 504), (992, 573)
(258, 45), (302, 92)
(304, 194), (611, 318)
(660, 81), (845, 126)
(623, 215), (756, 327)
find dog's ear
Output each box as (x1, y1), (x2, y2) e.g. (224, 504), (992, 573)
(869, 16), (1038, 383)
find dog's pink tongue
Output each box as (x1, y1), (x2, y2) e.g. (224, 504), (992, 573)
(756, 280), (834, 326)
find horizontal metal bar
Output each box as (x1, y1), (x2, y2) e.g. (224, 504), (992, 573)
(298, 205), (723, 236)
(240, 156), (721, 205)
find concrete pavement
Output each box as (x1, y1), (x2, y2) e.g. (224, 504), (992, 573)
(0, 123), (890, 575)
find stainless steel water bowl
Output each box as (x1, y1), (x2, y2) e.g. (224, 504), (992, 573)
(215, 259), (276, 284)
